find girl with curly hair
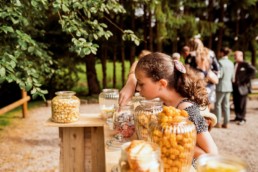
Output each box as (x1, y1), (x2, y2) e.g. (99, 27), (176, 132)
(135, 52), (218, 165)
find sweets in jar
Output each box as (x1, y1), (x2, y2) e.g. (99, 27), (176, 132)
(51, 91), (80, 123)
(134, 99), (163, 141)
(119, 140), (163, 172)
(113, 105), (135, 138)
(150, 106), (197, 172)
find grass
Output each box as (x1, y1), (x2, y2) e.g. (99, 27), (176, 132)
(73, 60), (131, 95)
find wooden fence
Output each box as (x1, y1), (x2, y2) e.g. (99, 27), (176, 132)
(0, 89), (30, 118)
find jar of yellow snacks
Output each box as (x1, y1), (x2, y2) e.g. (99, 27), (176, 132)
(99, 88), (119, 120)
(196, 154), (248, 172)
(134, 99), (163, 141)
(51, 91), (80, 123)
(150, 106), (197, 172)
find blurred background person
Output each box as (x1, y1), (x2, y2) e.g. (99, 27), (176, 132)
(172, 52), (181, 61)
(214, 47), (234, 128)
(187, 38), (219, 110)
(231, 50), (256, 125)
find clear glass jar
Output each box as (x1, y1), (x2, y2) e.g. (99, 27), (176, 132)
(150, 106), (197, 172)
(113, 104), (135, 139)
(51, 91), (80, 123)
(196, 154), (248, 172)
(134, 99), (163, 141)
(131, 92), (145, 110)
(119, 140), (163, 172)
(99, 88), (119, 120)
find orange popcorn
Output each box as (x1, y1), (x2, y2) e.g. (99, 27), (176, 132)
(150, 106), (196, 172)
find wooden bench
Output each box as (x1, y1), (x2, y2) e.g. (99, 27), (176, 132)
(0, 89), (30, 118)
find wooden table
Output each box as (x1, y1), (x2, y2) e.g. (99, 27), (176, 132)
(45, 113), (122, 172)
(46, 113), (196, 172)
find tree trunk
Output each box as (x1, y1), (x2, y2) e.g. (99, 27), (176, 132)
(250, 40), (256, 67)
(121, 41), (125, 86)
(216, 0), (225, 57)
(85, 54), (101, 95)
(148, 6), (153, 51)
(207, 0), (214, 49)
(101, 45), (107, 88)
(113, 45), (117, 88)
(143, 3), (148, 50)
(130, 2), (136, 66)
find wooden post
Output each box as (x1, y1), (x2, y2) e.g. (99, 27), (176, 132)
(0, 90), (30, 116)
(22, 89), (28, 118)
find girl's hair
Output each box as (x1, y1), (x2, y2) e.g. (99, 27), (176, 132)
(136, 52), (209, 107)
(188, 38), (211, 71)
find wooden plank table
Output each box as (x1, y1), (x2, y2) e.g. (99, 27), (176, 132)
(46, 113), (196, 172)
(45, 113), (122, 172)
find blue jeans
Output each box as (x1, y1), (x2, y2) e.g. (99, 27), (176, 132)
(215, 92), (231, 125)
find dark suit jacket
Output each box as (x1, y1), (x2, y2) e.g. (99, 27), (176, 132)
(234, 62), (256, 95)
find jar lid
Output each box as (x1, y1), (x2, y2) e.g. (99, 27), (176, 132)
(55, 91), (76, 96)
(101, 88), (119, 99)
(139, 99), (163, 108)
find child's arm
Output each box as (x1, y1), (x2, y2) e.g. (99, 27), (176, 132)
(119, 61), (138, 106)
(194, 131), (218, 158)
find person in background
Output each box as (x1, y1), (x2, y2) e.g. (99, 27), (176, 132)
(135, 52), (218, 166)
(172, 52), (181, 61)
(187, 38), (219, 110)
(181, 45), (191, 65)
(119, 50), (151, 106)
(214, 47), (234, 128)
(231, 51), (256, 125)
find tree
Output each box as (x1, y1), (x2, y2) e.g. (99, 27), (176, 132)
(0, 0), (140, 99)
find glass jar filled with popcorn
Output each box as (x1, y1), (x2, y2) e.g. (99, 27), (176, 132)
(99, 88), (119, 120)
(51, 91), (80, 123)
(134, 99), (163, 141)
(150, 106), (197, 172)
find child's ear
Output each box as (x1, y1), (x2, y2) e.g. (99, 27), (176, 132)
(159, 79), (168, 88)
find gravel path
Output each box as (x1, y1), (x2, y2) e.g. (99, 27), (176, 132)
(0, 98), (257, 172)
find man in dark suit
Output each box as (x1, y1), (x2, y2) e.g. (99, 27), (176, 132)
(232, 51), (256, 125)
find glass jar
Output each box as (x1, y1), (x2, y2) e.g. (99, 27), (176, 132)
(134, 99), (163, 141)
(131, 92), (145, 110)
(99, 88), (119, 120)
(196, 154), (248, 172)
(113, 104), (135, 139)
(51, 91), (80, 123)
(150, 106), (197, 172)
(119, 140), (163, 172)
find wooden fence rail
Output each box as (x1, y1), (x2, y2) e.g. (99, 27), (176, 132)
(0, 89), (30, 118)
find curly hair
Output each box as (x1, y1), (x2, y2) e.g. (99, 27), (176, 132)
(136, 52), (209, 107)
(188, 38), (211, 71)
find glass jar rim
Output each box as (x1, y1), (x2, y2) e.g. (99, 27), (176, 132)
(55, 91), (76, 96)
(102, 88), (119, 92)
(121, 141), (160, 158)
(196, 154), (248, 170)
(139, 99), (163, 107)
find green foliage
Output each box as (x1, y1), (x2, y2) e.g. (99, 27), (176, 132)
(0, 0), (53, 100)
(0, 0), (140, 99)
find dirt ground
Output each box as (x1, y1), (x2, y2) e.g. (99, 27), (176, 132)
(0, 97), (257, 172)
